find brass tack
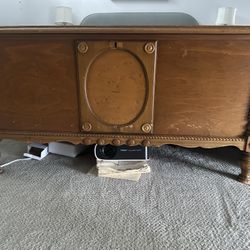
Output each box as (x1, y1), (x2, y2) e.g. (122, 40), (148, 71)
(144, 42), (155, 54)
(82, 122), (92, 132)
(78, 42), (88, 54)
(141, 123), (152, 133)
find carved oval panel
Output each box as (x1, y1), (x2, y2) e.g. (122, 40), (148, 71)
(85, 49), (148, 126)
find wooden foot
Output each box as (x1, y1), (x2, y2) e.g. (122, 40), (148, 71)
(238, 152), (250, 185)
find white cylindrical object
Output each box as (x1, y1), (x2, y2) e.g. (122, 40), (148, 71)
(55, 6), (73, 25)
(216, 7), (237, 25)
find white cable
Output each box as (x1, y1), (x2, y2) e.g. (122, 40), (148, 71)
(0, 158), (32, 168)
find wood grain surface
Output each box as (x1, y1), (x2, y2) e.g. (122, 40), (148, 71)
(155, 38), (250, 137)
(3, 26), (250, 35)
(0, 38), (79, 132)
(86, 49), (147, 125)
(0, 27), (249, 144)
(77, 40), (157, 133)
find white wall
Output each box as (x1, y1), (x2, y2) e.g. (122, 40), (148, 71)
(0, 0), (250, 25)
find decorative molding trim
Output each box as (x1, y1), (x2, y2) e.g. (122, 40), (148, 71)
(0, 131), (245, 150)
(3, 26), (250, 35)
(76, 40), (156, 133)
(0, 131), (245, 140)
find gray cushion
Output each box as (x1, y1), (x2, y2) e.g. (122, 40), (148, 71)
(81, 12), (199, 26)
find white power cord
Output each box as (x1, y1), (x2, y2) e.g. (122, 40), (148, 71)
(0, 158), (32, 169)
(0, 142), (49, 174)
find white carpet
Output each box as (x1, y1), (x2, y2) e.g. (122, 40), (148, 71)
(0, 139), (249, 250)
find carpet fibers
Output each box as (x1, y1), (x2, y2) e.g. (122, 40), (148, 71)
(0, 139), (249, 250)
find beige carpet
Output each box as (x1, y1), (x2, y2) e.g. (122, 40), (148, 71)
(0, 139), (249, 250)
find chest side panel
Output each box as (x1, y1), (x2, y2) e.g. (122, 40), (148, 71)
(154, 36), (250, 137)
(0, 38), (80, 132)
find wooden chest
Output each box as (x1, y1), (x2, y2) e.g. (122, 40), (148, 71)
(0, 26), (249, 184)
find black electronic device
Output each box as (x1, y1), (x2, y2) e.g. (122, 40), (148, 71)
(94, 144), (148, 161)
